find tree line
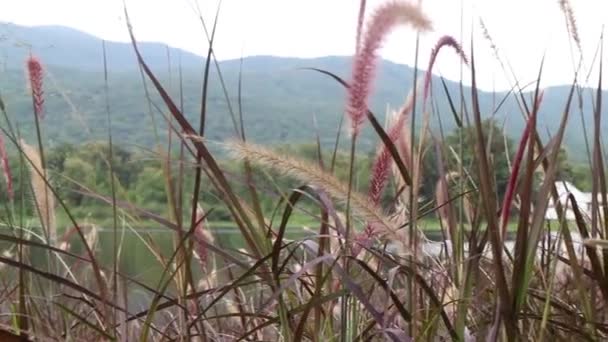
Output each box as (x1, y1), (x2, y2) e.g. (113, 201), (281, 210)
(0, 119), (590, 224)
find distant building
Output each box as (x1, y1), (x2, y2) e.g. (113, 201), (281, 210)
(545, 181), (601, 220)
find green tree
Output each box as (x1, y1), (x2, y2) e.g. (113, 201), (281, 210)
(443, 119), (514, 200)
(133, 167), (167, 205)
(554, 148), (575, 183)
(62, 156), (96, 205)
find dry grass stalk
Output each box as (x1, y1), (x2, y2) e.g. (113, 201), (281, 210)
(21, 139), (56, 245)
(0, 133), (12, 201)
(193, 204), (215, 269)
(434, 171), (459, 237)
(84, 224), (99, 251)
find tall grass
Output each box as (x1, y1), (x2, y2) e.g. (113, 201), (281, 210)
(0, 0), (605, 340)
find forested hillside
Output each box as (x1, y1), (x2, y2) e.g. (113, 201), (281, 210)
(0, 22), (601, 161)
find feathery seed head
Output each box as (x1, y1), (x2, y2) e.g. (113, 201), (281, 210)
(423, 35), (468, 104)
(26, 55), (45, 119)
(225, 140), (402, 241)
(21, 139), (55, 244)
(347, 1), (431, 137)
(559, 0), (580, 51)
(361, 81), (420, 246)
(193, 205), (212, 268)
(479, 19), (500, 60)
(368, 148), (392, 206)
(367, 80), (419, 207)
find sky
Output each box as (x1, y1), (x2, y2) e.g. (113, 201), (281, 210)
(0, 0), (606, 91)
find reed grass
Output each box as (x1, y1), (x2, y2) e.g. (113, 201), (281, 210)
(0, 0), (605, 340)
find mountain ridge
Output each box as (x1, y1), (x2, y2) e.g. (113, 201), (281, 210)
(0, 21), (204, 71)
(0, 22), (601, 163)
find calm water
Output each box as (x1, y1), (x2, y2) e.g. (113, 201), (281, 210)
(0, 226), (308, 309)
(86, 228), (517, 285)
(0, 226), (261, 280)
(1, 226), (578, 310)
(5, 226), (518, 285)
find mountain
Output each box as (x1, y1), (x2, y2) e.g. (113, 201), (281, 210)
(0, 22), (204, 71)
(0, 23), (601, 163)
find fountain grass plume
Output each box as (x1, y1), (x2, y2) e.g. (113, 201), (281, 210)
(479, 19), (499, 60)
(0, 134), (12, 201)
(358, 81), (420, 247)
(347, 0), (431, 137)
(423, 35), (468, 105)
(367, 145), (394, 206)
(347, 86), (420, 255)
(558, 0), (581, 51)
(224, 140), (402, 242)
(26, 55), (44, 120)
(21, 139), (55, 244)
(193, 204), (214, 269)
(367, 82), (418, 206)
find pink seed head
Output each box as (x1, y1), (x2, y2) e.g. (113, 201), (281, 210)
(368, 148), (392, 206)
(347, 1), (431, 137)
(423, 35), (468, 106)
(26, 55), (45, 120)
(367, 91), (415, 206)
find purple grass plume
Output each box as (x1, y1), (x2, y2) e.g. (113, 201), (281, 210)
(353, 85), (418, 255)
(367, 112), (410, 206)
(347, 1), (431, 137)
(423, 35), (468, 106)
(26, 55), (45, 120)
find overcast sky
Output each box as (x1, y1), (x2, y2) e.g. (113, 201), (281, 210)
(0, 0), (605, 91)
